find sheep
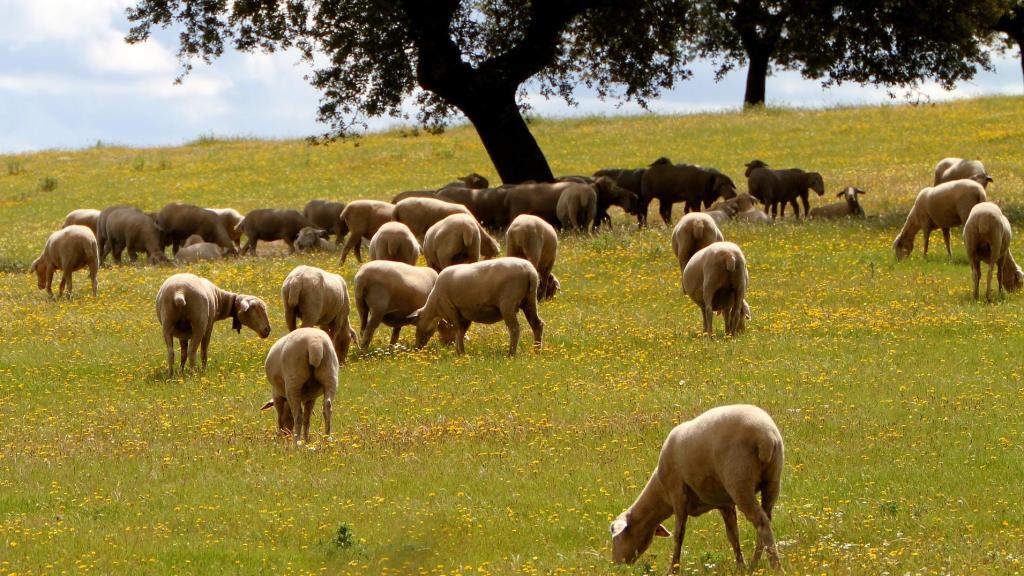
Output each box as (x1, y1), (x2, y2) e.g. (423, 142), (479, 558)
(504, 181), (573, 229)
(175, 235), (224, 263)
(934, 157), (992, 188)
(640, 162), (737, 226)
(735, 208), (771, 225)
(745, 161), (825, 219)
(96, 205), (167, 265)
(556, 181), (598, 231)
(683, 242), (750, 337)
(808, 186), (866, 219)
(963, 202), (1024, 302)
(155, 273), (271, 377)
(339, 200), (396, 264)
(893, 179), (987, 260)
(262, 327), (338, 444)
(353, 260), (456, 349)
(207, 208), (245, 249)
(704, 204), (736, 226)
(505, 214), (559, 302)
(294, 226), (335, 253)
(410, 257), (544, 356)
(61, 208), (101, 234)
(157, 203), (238, 256)
(368, 221), (421, 265)
(672, 213), (725, 283)
(610, 404), (784, 573)
(422, 213), (500, 271)
(30, 225), (99, 299)
(280, 265), (356, 363)
(393, 197), (473, 241)
(302, 200), (346, 244)
(237, 208), (313, 255)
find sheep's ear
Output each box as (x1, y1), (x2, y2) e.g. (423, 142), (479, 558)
(260, 399), (274, 411)
(855, 188), (866, 195)
(406, 309), (422, 322)
(654, 524), (671, 538)
(610, 519), (628, 538)
(836, 189), (846, 198)
(986, 175), (994, 183)
(238, 298), (251, 313)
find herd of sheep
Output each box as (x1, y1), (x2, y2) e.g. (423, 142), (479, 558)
(25, 154), (1015, 573)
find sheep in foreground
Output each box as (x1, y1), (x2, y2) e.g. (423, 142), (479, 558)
(893, 179), (987, 260)
(672, 213), (724, 283)
(556, 181), (598, 231)
(393, 196), (473, 241)
(262, 327), (338, 444)
(422, 213), (499, 271)
(683, 242), (749, 337)
(175, 234), (224, 263)
(294, 226), (335, 253)
(610, 404), (784, 572)
(934, 157), (992, 188)
(963, 202), (1024, 302)
(155, 273), (271, 377)
(280, 265), (356, 363)
(368, 221), (420, 265)
(62, 208), (101, 234)
(505, 214), (559, 301)
(353, 260), (456, 349)
(339, 200), (396, 264)
(808, 186), (866, 219)
(30, 225), (99, 299)
(411, 257), (544, 356)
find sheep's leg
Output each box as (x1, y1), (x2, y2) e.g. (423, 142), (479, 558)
(242, 237), (257, 255)
(301, 399), (315, 443)
(195, 321), (211, 371)
(522, 300), (544, 353)
(668, 511), (689, 575)
(322, 394), (333, 438)
(942, 228), (952, 257)
(353, 236), (365, 263)
(58, 272), (68, 299)
(720, 506), (745, 570)
(339, 234), (359, 265)
(502, 310), (521, 357)
(737, 495), (781, 572)
(284, 305), (297, 332)
(389, 326), (402, 347)
(985, 260), (995, 303)
(89, 261), (98, 296)
(455, 319), (471, 355)
(659, 201), (673, 225)
(163, 329), (176, 378)
(800, 194), (810, 217)
(971, 260), (982, 300)
(273, 395), (292, 436)
(788, 199), (800, 220)
(360, 309), (384, 349)
(179, 339), (189, 373)
(44, 269), (55, 299)
(922, 228), (932, 257)
(285, 386), (304, 445)
(997, 253), (1006, 297)
(65, 269), (74, 297)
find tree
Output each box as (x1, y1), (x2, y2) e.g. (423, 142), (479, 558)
(126, 1), (689, 184)
(687, 0), (1010, 107)
(992, 2), (1024, 88)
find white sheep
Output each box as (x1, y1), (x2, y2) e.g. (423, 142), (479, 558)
(611, 404), (784, 572)
(262, 327), (338, 444)
(368, 221), (420, 265)
(61, 208), (101, 234)
(207, 207), (245, 248)
(808, 186), (866, 219)
(682, 242), (749, 337)
(963, 202), (1024, 301)
(393, 196), (473, 241)
(505, 214), (559, 301)
(556, 182), (598, 231)
(175, 234), (224, 263)
(934, 157), (992, 188)
(671, 213), (724, 284)
(294, 226), (335, 253)
(422, 213), (500, 271)
(338, 200), (396, 264)
(893, 179), (987, 260)
(30, 225), (99, 299)
(155, 273), (271, 377)
(280, 265), (356, 363)
(353, 260), (455, 349)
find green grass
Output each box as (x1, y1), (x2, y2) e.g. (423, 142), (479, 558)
(1, 96), (1023, 575)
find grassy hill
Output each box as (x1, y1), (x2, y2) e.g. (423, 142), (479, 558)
(0, 96), (1022, 575)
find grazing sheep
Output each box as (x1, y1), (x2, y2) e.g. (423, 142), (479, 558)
(294, 227), (334, 253)
(302, 200), (347, 244)
(368, 221), (421, 265)
(411, 257), (544, 356)
(207, 208), (245, 248)
(934, 157), (992, 188)
(30, 225), (99, 299)
(963, 202), (1024, 302)
(262, 327), (338, 443)
(155, 273), (271, 377)
(893, 179), (987, 260)
(157, 203), (238, 255)
(423, 213), (489, 271)
(61, 208), (101, 234)
(683, 242), (749, 337)
(593, 167), (646, 229)
(96, 205), (167, 265)
(338, 200), (396, 264)
(280, 265), (356, 363)
(610, 404), (784, 572)
(745, 160), (825, 219)
(237, 208), (312, 255)
(504, 181), (577, 229)
(505, 214), (559, 301)
(639, 161), (737, 227)
(672, 213), (725, 282)
(556, 182), (598, 231)
(353, 260), (456, 349)
(808, 187), (866, 219)
(175, 234), (224, 263)
(393, 197), (473, 241)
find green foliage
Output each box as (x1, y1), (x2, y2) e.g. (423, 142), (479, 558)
(6, 160), (23, 176)
(39, 176), (58, 192)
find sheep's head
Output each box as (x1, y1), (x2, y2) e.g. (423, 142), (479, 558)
(540, 273), (560, 301)
(744, 159), (768, 177)
(460, 172), (489, 189)
(809, 172), (826, 196)
(610, 511), (670, 564)
(732, 193), (759, 212)
(183, 234), (204, 248)
(893, 234), (914, 261)
(29, 257), (47, 289)
(235, 296), (272, 338)
(1000, 262), (1024, 292)
(437, 319), (457, 345)
(147, 250), (169, 266)
(971, 173), (994, 189)
(714, 174), (738, 201)
(649, 156), (672, 167)
(594, 176), (638, 215)
(409, 307), (438, 349)
(295, 227), (327, 252)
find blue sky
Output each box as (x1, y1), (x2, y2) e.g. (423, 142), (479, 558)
(1, 0), (1021, 154)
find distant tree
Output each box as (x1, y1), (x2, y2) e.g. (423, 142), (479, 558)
(125, 1), (689, 184)
(992, 2), (1024, 88)
(687, 0), (1011, 107)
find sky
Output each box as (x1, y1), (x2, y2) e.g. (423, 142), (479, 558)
(0, 0), (1021, 154)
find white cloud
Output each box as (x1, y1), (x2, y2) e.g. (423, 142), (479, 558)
(85, 29), (176, 75)
(0, 0), (133, 45)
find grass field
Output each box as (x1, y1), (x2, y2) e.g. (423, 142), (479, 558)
(1, 96), (1023, 575)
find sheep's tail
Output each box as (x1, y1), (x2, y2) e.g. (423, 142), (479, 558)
(172, 290), (187, 308)
(308, 338), (325, 368)
(724, 252), (737, 272)
(462, 226), (476, 249)
(283, 276), (301, 307)
(693, 219), (705, 239)
(756, 433), (780, 465)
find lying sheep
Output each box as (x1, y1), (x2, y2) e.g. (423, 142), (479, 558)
(368, 221), (420, 265)
(704, 204), (736, 226)
(934, 157), (992, 188)
(422, 213), (499, 271)
(672, 213), (725, 282)
(175, 234), (224, 263)
(295, 226), (335, 253)
(237, 208), (313, 255)
(262, 327), (338, 443)
(505, 214), (559, 301)
(963, 202), (1024, 302)
(893, 179), (987, 260)
(30, 225), (99, 299)
(155, 273), (271, 377)
(302, 200), (346, 244)
(808, 187), (866, 219)
(353, 260), (455, 349)
(611, 404), (784, 572)
(62, 208), (101, 234)
(411, 257), (544, 356)
(339, 200), (396, 264)
(735, 208), (771, 225)
(96, 205), (167, 265)
(556, 182), (598, 231)
(280, 265), (356, 363)
(683, 242), (750, 337)
(393, 197), (473, 241)
(207, 208), (244, 249)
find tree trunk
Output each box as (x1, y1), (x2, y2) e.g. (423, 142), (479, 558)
(744, 50), (770, 107)
(461, 94), (554, 184)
